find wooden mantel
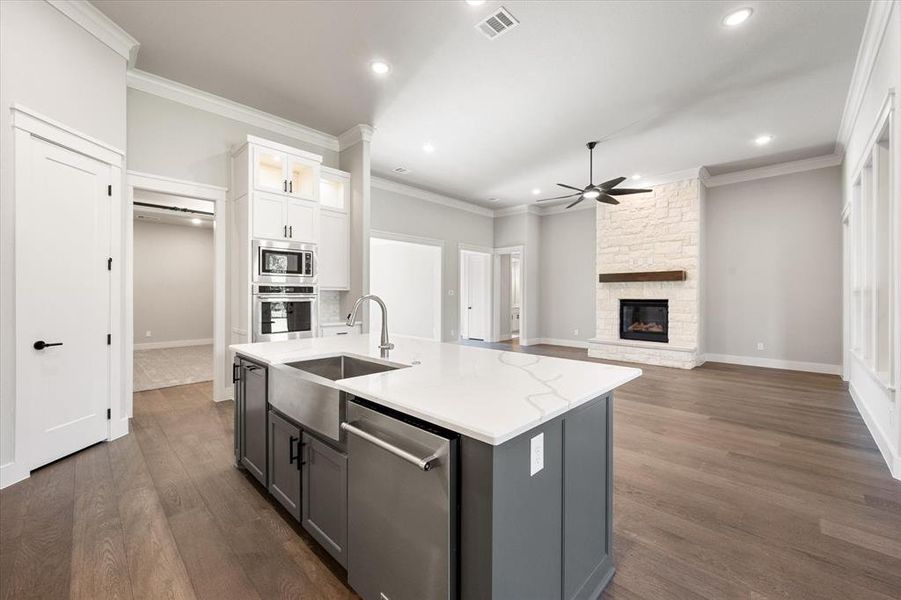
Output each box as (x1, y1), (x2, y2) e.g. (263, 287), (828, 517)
(598, 270), (687, 283)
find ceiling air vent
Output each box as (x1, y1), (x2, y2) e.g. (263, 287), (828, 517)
(476, 6), (519, 40)
(135, 214), (161, 222)
(393, 167), (411, 174)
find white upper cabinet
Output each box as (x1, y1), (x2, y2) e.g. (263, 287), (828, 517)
(252, 140), (321, 200)
(320, 167), (350, 212)
(253, 192), (289, 240)
(254, 147), (288, 194)
(287, 197), (319, 243)
(318, 209), (349, 290)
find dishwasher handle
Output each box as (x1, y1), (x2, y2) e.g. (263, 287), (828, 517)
(341, 421), (438, 471)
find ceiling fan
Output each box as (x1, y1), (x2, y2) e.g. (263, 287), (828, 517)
(535, 141), (651, 209)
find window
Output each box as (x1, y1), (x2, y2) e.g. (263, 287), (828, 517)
(847, 102), (894, 388)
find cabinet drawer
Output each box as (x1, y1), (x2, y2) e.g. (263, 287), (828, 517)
(320, 323), (361, 337)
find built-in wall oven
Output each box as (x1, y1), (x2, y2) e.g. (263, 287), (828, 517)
(252, 284), (318, 342)
(253, 239), (316, 285)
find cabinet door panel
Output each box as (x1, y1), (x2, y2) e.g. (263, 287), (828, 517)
(240, 361), (268, 487)
(563, 395), (611, 600)
(254, 147), (288, 194)
(268, 411), (302, 520)
(302, 432), (347, 567)
(287, 157), (318, 201)
(286, 198), (318, 243)
(253, 192), (287, 240)
(318, 210), (349, 289)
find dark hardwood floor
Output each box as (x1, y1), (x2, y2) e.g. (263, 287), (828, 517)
(2, 343), (900, 599)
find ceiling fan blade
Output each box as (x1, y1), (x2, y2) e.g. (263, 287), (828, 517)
(557, 183), (584, 192)
(606, 187), (652, 196)
(598, 176), (626, 190)
(597, 194), (620, 205)
(566, 197), (585, 209)
(536, 192), (580, 203)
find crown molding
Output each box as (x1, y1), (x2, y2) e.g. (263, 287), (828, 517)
(126, 69), (341, 152)
(338, 125), (375, 151)
(371, 176), (495, 217)
(701, 153), (843, 188)
(641, 166), (703, 187)
(47, 0), (140, 66)
(836, 0), (896, 150)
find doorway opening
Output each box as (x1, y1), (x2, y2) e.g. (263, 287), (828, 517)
(132, 191), (215, 391)
(370, 232), (443, 341)
(493, 246), (525, 344)
(459, 248), (492, 342)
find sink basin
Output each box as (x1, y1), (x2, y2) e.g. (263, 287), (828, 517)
(270, 355), (407, 444)
(285, 355), (404, 381)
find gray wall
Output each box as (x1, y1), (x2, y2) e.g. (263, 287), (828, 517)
(370, 185), (494, 341)
(134, 221), (214, 346)
(0, 0), (127, 467)
(539, 208), (596, 344)
(127, 88), (339, 188)
(705, 167), (842, 366)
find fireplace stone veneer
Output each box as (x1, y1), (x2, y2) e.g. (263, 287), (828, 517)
(589, 178), (704, 369)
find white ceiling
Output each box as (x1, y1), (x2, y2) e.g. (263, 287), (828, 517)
(94, 1), (868, 208)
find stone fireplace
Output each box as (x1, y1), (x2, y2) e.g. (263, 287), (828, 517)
(588, 178), (704, 369)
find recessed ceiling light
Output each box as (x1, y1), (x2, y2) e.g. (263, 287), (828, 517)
(191, 218), (202, 225)
(531, 188), (541, 195)
(423, 142), (435, 153)
(723, 8), (752, 27)
(754, 134), (773, 146)
(370, 60), (390, 75)
(631, 174), (641, 180)
(466, 0), (486, 5)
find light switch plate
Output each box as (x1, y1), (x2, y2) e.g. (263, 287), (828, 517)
(530, 433), (544, 476)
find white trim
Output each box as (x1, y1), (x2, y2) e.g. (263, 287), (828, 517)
(371, 176), (495, 217)
(836, 0), (897, 149)
(0, 462), (29, 490)
(848, 383), (901, 480)
(493, 204), (541, 217)
(641, 166), (704, 188)
(370, 229), (445, 248)
(701, 153), (844, 188)
(849, 90), (895, 182)
(704, 353), (842, 375)
(535, 338), (590, 349)
(591, 337), (698, 354)
(492, 245), (526, 345)
(127, 69), (341, 152)
(127, 171), (230, 405)
(538, 200), (596, 216)
(46, 0), (140, 66)
(134, 338), (214, 351)
(338, 125), (375, 150)
(243, 135), (323, 164)
(10, 104), (124, 164)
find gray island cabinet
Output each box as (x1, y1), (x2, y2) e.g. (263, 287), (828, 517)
(232, 333), (639, 600)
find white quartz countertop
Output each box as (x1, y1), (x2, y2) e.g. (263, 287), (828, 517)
(230, 334), (641, 446)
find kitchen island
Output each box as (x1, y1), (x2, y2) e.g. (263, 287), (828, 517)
(231, 333), (641, 600)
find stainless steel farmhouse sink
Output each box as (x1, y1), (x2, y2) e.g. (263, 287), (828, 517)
(269, 355), (407, 443)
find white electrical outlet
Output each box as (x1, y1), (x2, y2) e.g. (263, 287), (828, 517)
(145, 330), (152, 338)
(530, 433), (544, 476)
(756, 342), (764, 351)
(573, 328), (579, 336)
(448, 289), (455, 296)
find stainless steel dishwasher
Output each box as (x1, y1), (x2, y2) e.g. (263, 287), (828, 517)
(343, 400), (457, 600)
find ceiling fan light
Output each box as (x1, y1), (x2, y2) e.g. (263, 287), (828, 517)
(583, 189), (601, 199)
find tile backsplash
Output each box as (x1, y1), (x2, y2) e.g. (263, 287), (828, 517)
(319, 291), (342, 323)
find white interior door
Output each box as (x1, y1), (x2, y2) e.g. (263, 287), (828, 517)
(462, 251), (491, 341)
(17, 138), (111, 469)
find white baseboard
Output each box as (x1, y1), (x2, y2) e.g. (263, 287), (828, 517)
(109, 416), (129, 441)
(536, 337), (590, 349)
(134, 337), (213, 350)
(704, 353), (842, 375)
(0, 461), (30, 489)
(848, 383), (901, 481)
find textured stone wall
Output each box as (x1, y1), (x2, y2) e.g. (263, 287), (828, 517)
(590, 178), (703, 368)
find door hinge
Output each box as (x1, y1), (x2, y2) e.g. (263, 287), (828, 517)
(107, 257), (112, 271)
(107, 333), (111, 345)
(107, 408), (111, 420)
(108, 184), (112, 196)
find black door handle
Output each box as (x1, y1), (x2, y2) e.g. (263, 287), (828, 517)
(33, 340), (63, 350)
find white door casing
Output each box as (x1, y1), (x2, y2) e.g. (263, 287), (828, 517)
(17, 137), (111, 469)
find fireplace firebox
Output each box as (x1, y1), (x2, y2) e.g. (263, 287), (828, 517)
(620, 299), (668, 343)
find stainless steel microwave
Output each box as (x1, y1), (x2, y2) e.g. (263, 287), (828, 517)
(253, 239), (316, 284)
